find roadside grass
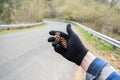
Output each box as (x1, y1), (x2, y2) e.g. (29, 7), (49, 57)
(0, 23), (46, 34)
(72, 24), (120, 58)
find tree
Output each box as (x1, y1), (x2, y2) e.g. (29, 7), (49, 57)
(109, 0), (119, 7)
(0, 0), (13, 24)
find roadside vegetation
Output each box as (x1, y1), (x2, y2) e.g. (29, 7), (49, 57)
(0, 0), (120, 40)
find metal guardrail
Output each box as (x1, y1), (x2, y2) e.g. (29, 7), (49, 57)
(49, 19), (120, 49)
(0, 22), (44, 30)
(72, 21), (120, 49)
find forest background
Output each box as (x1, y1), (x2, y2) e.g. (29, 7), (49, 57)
(0, 0), (120, 40)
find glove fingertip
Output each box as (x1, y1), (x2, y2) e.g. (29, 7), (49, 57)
(48, 37), (55, 42)
(67, 24), (71, 27)
(67, 24), (73, 35)
(49, 30), (56, 35)
(52, 42), (57, 47)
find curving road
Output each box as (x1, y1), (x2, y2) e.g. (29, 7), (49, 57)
(0, 21), (77, 80)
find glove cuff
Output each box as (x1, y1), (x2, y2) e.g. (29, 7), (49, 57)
(75, 48), (89, 65)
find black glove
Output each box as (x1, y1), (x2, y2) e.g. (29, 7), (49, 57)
(48, 24), (88, 65)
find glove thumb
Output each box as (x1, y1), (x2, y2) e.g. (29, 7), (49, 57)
(67, 24), (74, 36)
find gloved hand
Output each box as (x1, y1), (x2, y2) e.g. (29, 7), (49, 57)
(48, 24), (88, 65)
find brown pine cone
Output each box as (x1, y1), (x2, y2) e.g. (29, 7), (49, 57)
(55, 32), (67, 49)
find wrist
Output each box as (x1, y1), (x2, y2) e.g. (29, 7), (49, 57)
(81, 52), (96, 71)
(75, 47), (89, 65)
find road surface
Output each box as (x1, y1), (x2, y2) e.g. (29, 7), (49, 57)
(0, 21), (77, 80)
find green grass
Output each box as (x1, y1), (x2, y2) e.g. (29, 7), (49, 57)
(72, 24), (120, 58)
(0, 23), (46, 34)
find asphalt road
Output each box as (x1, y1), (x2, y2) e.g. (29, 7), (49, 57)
(0, 21), (77, 80)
